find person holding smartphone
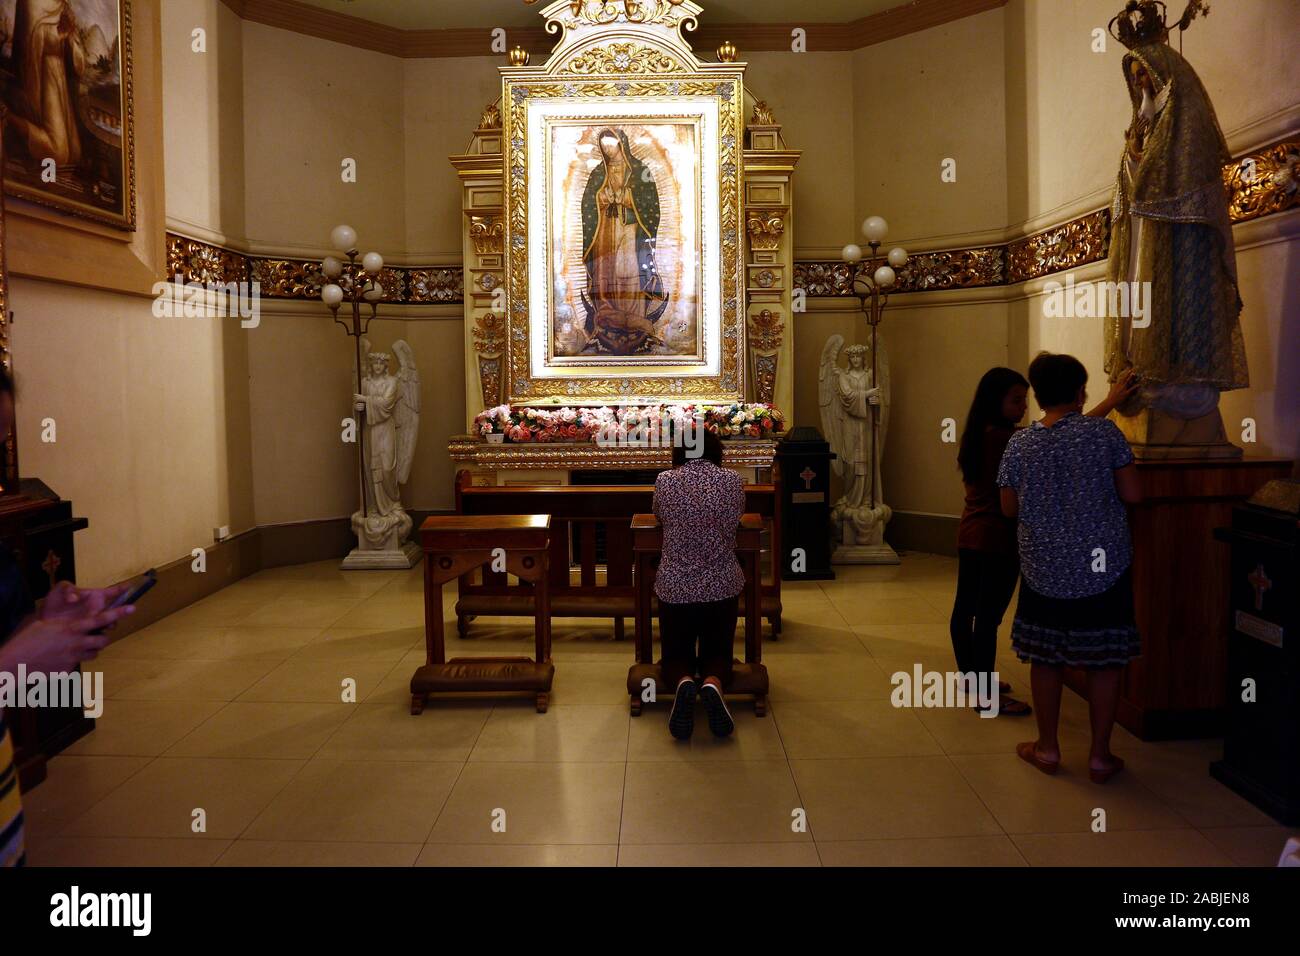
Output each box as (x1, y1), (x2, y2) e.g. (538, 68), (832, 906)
(0, 368), (136, 866)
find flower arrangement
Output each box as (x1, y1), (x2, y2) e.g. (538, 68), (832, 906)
(473, 402), (785, 443)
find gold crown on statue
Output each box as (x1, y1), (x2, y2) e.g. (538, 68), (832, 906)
(1108, 0), (1209, 49)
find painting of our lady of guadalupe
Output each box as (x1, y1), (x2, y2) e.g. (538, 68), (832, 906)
(0, 0), (135, 229)
(551, 122), (701, 361)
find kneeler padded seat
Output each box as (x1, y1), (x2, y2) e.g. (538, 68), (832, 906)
(411, 515), (554, 713)
(626, 513), (769, 716)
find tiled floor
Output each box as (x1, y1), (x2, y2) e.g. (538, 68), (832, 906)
(21, 554), (1297, 867)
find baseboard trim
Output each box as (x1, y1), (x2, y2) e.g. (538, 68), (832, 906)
(886, 511), (960, 557)
(108, 527), (262, 640)
(104, 512), (457, 640)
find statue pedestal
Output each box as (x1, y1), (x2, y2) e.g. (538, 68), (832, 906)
(1111, 405), (1242, 460)
(833, 542), (900, 565)
(341, 541), (421, 570)
(342, 508), (420, 570)
(831, 509), (900, 565)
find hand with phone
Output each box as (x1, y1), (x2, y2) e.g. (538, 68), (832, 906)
(41, 571), (156, 625)
(0, 604), (135, 678)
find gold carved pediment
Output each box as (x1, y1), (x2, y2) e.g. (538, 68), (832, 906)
(559, 41), (681, 75)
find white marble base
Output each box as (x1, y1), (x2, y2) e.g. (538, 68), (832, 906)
(832, 542), (900, 565)
(340, 540), (421, 570)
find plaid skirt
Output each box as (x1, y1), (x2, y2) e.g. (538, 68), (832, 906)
(1011, 567), (1141, 669)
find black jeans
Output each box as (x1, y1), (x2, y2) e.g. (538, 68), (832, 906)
(949, 549), (1019, 689)
(658, 595), (739, 690)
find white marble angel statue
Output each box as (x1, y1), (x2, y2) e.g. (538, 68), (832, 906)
(818, 334), (898, 564)
(342, 338), (422, 568)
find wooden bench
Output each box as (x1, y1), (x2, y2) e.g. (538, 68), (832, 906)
(452, 470), (783, 639)
(627, 513), (769, 715)
(410, 515), (555, 713)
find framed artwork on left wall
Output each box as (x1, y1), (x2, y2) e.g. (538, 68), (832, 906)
(0, 0), (136, 230)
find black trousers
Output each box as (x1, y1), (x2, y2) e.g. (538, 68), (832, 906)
(949, 548), (1019, 687)
(658, 595), (739, 690)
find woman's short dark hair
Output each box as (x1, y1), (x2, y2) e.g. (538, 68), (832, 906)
(1028, 352), (1087, 408)
(672, 425), (724, 467)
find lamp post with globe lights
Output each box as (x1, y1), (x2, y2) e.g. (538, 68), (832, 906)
(840, 216), (908, 510)
(319, 224), (387, 520)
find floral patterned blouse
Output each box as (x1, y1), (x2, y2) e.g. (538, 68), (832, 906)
(652, 459), (745, 604)
(997, 413), (1134, 599)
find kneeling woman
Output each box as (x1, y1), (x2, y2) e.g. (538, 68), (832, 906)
(653, 427), (744, 739)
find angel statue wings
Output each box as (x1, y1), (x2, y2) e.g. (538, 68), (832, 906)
(343, 338), (422, 567)
(819, 334), (897, 563)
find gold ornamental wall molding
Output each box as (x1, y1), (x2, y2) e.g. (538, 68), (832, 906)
(796, 137), (1299, 297)
(217, 0), (1006, 59)
(165, 233), (464, 304)
(167, 137), (1296, 307)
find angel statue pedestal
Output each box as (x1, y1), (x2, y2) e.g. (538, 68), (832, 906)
(342, 340), (423, 570)
(819, 335), (899, 565)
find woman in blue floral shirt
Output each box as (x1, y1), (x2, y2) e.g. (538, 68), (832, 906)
(997, 353), (1142, 784)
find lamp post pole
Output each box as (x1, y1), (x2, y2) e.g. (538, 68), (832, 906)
(841, 218), (908, 512)
(320, 225), (386, 523)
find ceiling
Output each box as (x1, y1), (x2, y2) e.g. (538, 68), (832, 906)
(294, 0), (906, 31)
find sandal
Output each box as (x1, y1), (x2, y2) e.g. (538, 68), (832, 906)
(972, 694), (1032, 717)
(1016, 741), (1059, 775)
(1089, 755), (1125, 785)
(998, 695), (1032, 717)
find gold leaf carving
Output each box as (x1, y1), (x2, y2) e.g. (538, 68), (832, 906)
(746, 211), (785, 251)
(748, 309), (784, 351)
(560, 42), (679, 75)
(750, 101), (776, 126)
(469, 216), (504, 255)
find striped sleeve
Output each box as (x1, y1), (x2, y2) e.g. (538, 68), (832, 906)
(0, 714), (26, 867)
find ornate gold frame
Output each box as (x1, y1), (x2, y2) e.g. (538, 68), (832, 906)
(2, 0), (138, 231)
(500, 0), (745, 405)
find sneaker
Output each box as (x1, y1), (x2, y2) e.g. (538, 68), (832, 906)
(699, 682), (735, 737)
(668, 679), (697, 740)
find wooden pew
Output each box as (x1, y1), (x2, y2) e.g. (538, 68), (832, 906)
(627, 513), (768, 715)
(452, 470), (783, 638)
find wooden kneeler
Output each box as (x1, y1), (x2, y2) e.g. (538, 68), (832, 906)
(411, 515), (554, 714)
(628, 513), (769, 716)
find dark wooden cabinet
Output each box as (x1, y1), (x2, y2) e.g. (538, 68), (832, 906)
(0, 479), (90, 789)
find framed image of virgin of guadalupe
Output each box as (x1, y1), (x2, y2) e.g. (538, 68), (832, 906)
(0, 0), (137, 230)
(501, 0), (745, 406)
(552, 120), (701, 362)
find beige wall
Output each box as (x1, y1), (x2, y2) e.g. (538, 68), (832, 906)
(402, 57), (503, 260)
(163, 0), (247, 243)
(11, 279), (254, 585)
(852, 8), (1008, 244)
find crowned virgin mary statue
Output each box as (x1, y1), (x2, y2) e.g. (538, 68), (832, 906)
(1103, 0), (1249, 458)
